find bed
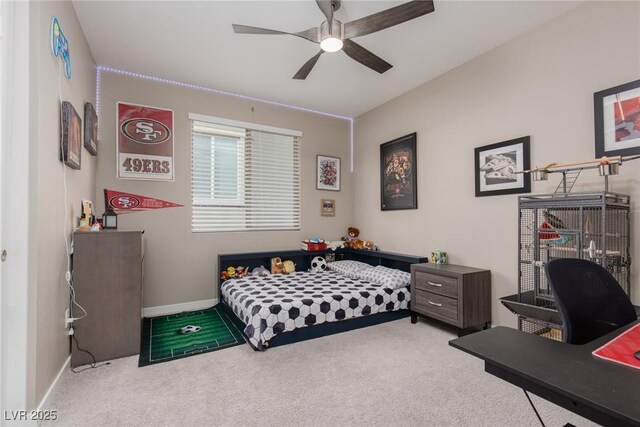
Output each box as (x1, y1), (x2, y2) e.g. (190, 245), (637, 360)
(218, 249), (427, 350)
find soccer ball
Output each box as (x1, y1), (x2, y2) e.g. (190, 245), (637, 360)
(180, 325), (201, 334)
(310, 256), (327, 272)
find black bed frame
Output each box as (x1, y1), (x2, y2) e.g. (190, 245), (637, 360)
(218, 248), (428, 350)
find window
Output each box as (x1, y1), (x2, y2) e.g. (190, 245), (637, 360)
(190, 113), (301, 232)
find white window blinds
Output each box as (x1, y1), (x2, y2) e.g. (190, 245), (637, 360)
(190, 114), (301, 232)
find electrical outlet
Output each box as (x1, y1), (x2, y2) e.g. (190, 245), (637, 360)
(65, 309), (70, 329)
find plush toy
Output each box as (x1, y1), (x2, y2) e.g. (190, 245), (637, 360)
(251, 265), (270, 276)
(328, 240), (344, 250)
(271, 257), (287, 274)
(236, 266), (247, 278)
(283, 260), (296, 273)
(341, 227), (360, 248)
(363, 240), (377, 251)
(226, 266), (236, 277)
(340, 227), (377, 251)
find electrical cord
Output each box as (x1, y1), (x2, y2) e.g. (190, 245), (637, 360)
(58, 56), (87, 322)
(70, 335), (110, 373)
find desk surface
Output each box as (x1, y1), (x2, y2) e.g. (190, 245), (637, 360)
(450, 323), (640, 426)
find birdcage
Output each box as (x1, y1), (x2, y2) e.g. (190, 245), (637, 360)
(502, 191), (631, 336)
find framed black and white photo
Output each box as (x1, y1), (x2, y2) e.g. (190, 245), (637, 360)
(380, 133), (417, 210)
(60, 101), (81, 170)
(84, 102), (98, 155)
(594, 79), (640, 157)
(474, 136), (530, 197)
(316, 155), (340, 191)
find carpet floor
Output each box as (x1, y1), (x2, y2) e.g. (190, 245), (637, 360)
(44, 319), (596, 427)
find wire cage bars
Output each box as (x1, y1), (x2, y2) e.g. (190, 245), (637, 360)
(518, 192), (631, 312)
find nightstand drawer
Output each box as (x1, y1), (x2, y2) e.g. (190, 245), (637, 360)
(413, 289), (458, 323)
(414, 271), (458, 298)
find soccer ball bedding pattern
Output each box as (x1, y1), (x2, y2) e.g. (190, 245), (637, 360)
(221, 270), (410, 350)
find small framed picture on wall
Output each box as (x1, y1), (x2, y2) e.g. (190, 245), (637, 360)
(320, 199), (335, 217)
(316, 155), (340, 191)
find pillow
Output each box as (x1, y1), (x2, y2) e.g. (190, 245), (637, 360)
(356, 265), (411, 290)
(327, 260), (373, 278)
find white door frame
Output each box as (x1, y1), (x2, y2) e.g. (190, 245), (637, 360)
(1, 0), (32, 423)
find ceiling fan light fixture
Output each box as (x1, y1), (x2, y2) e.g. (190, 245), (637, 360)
(320, 37), (343, 52)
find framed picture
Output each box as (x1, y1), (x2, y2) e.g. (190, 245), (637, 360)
(380, 133), (417, 210)
(60, 101), (81, 170)
(474, 136), (530, 197)
(117, 102), (175, 181)
(316, 155), (340, 191)
(84, 102), (98, 155)
(594, 79), (640, 157)
(320, 199), (335, 217)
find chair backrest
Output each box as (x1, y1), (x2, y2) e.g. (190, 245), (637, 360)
(545, 258), (636, 345)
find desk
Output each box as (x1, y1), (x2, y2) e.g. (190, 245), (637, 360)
(449, 322), (640, 427)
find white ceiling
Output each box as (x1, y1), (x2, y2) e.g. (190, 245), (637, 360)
(73, 1), (580, 117)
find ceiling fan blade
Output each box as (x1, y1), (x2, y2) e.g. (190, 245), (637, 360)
(344, 0), (435, 39)
(342, 39), (392, 74)
(316, 1), (334, 32)
(293, 50), (324, 80)
(232, 24), (319, 43)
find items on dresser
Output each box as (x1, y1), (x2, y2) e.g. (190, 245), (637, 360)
(71, 230), (144, 367)
(410, 263), (491, 335)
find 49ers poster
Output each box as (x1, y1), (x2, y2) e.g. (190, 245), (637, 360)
(117, 102), (174, 181)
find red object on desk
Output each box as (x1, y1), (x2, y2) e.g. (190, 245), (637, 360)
(592, 323), (640, 370)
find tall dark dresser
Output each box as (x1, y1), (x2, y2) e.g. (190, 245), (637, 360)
(71, 230), (143, 367)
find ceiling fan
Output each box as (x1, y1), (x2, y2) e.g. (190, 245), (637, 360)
(232, 0), (435, 80)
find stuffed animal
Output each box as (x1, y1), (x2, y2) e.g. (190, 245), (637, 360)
(283, 260), (296, 273)
(271, 257), (287, 274)
(251, 265), (270, 276)
(341, 227), (360, 248)
(363, 240), (376, 251)
(235, 266), (247, 278)
(328, 240), (344, 250)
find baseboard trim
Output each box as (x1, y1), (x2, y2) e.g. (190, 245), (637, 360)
(142, 298), (218, 317)
(37, 355), (70, 412)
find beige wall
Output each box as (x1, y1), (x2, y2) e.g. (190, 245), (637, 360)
(31, 1), (97, 406)
(353, 1), (640, 328)
(96, 73), (351, 308)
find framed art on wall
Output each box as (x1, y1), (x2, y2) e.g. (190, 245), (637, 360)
(594, 79), (640, 157)
(474, 136), (530, 197)
(117, 102), (175, 181)
(316, 155), (340, 191)
(320, 199), (335, 217)
(84, 102), (98, 155)
(60, 101), (81, 170)
(380, 133), (417, 210)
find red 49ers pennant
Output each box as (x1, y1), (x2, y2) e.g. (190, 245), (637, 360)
(105, 189), (183, 213)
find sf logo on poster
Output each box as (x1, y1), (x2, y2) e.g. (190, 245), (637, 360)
(117, 102), (174, 181)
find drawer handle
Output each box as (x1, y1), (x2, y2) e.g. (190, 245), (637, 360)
(427, 300), (442, 307)
(427, 281), (442, 287)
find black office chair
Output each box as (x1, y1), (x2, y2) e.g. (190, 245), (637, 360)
(545, 258), (638, 345)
